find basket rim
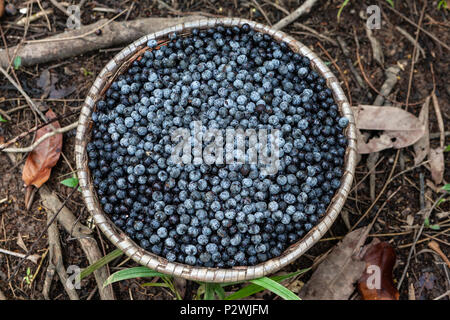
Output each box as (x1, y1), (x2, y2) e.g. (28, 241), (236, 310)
(75, 17), (357, 283)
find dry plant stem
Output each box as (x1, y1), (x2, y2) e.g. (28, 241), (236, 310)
(383, 3), (450, 51)
(0, 16), (202, 68)
(49, 0), (71, 17)
(47, 213), (79, 300)
(16, 9), (53, 26)
(39, 186), (115, 300)
(0, 247), (38, 263)
(42, 263), (56, 300)
(293, 23), (338, 46)
(395, 26), (426, 60)
(431, 93), (445, 148)
(336, 36), (367, 92)
(316, 41), (352, 107)
(1, 122), (78, 153)
(0, 65), (47, 123)
(7, 186), (79, 282)
(397, 193), (447, 290)
(365, 26), (384, 66)
(272, 0), (318, 30)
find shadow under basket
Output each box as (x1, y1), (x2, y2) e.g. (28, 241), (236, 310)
(75, 18), (357, 283)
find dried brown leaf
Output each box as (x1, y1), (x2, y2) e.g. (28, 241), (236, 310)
(299, 227), (368, 300)
(353, 105), (425, 154)
(413, 97), (430, 165)
(22, 109), (62, 188)
(429, 147), (444, 185)
(0, 0), (4, 18)
(357, 241), (399, 300)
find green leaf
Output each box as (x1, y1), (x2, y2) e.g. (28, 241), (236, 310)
(141, 282), (171, 288)
(214, 284), (226, 300)
(204, 283), (216, 300)
(0, 114), (7, 123)
(104, 266), (166, 287)
(224, 269), (309, 300)
(60, 176), (79, 188)
(14, 56), (22, 70)
(250, 277), (300, 300)
(386, 0), (395, 8)
(80, 248), (123, 280)
(444, 145), (450, 152)
(429, 224), (440, 230)
(337, 0), (350, 21)
(442, 184), (450, 192)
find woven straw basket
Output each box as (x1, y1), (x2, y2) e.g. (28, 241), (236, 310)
(75, 18), (357, 283)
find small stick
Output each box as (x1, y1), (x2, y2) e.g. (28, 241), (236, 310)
(16, 9), (54, 26)
(0, 65), (47, 123)
(383, 2), (450, 51)
(428, 241), (450, 269)
(272, 0), (318, 30)
(431, 93), (445, 148)
(395, 26), (426, 60)
(49, 0), (71, 17)
(397, 193), (446, 289)
(0, 248), (39, 264)
(1, 121), (78, 153)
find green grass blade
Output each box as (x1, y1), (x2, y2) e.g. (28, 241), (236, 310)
(214, 284), (226, 300)
(250, 277), (301, 300)
(0, 114), (8, 123)
(80, 248), (123, 280)
(386, 0), (394, 8)
(104, 266), (166, 287)
(141, 282), (171, 288)
(204, 283), (216, 300)
(224, 269), (309, 300)
(337, 0), (350, 21)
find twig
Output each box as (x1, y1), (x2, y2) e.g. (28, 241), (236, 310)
(293, 23), (338, 46)
(26, 9), (128, 44)
(49, 0), (71, 17)
(0, 65), (47, 122)
(395, 26), (426, 60)
(397, 193), (447, 289)
(431, 93), (445, 149)
(1, 121), (78, 153)
(0, 16), (203, 68)
(336, 36), (367, 92)
(0, 248), (39, 264)
(434, 290), (450, 300)
(47, 210), (79, 300)
(7, 186), (79, 282)
(382, 2), (450, 51)
(272, 0), (318, 30)
(40, 186), (115, 300)
(0, 110), (79, 151)
(16, 9), (54, 26)
(405, 3), (426, 111)
(316, 41), (352, 107)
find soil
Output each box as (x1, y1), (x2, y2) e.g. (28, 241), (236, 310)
(0, 0), (448, 300)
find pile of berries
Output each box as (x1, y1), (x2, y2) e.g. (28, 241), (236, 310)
(87, 24), (349, 268)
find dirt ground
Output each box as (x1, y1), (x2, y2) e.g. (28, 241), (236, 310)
(0, 0), (449, 300)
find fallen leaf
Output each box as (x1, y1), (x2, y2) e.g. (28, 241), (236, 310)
(357, 240), (399, 300)
(16, 232), (28, 252)
(413, 97), (430, 165)
(36, 69), (75, 99)
(353, 105), (425, 154)
(429, 147), (444, 185)
(22, 109), (62, 188)
(299, 227), (368, 300)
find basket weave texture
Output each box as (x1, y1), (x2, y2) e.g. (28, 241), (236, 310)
(75, 18), (357, 283)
